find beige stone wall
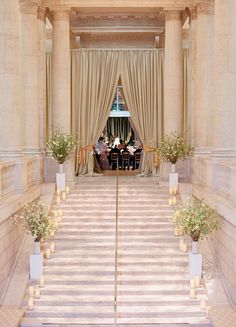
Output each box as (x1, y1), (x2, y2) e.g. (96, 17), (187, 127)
(0, 218), (25, 297)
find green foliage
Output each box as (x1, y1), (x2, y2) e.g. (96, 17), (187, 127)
(11, 201), (54, 242)
(172, 199), (222, 241)
(159, 132), (192, 164)
(46, 128), (77, 164)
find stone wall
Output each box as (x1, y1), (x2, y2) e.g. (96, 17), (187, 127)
(191, 156), (236, 304)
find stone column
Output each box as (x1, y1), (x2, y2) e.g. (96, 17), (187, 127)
(20, 1), (40, 154)
(159, 32), (165, 48)
(0, 0), (23, 158)
(194, 1), (214, 149)
(51, 9), (70, 132)
(38, 8), (46, 151)
(164, 11), (183, 134)
(189, 8), (197, 146)
(182, 29), (190, 49)
(212, 0), (236, 155)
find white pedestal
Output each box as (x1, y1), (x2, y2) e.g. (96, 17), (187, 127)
(30, 254), (43, 280)
(169, 172), (178, 188)
(56, 172), (65, 191)
(189, 253), (202, 278)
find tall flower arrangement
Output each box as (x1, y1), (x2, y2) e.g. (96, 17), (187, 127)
(46, 128), (77, 164)
(172, 199), (222, 241)
(11, 201), (54, 242)
(159, 132), (192, 164)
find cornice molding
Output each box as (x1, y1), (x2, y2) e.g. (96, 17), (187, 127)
(20, 0), (40, 15)
(196, 0), (214, 15)
(165, 10), (181, 21)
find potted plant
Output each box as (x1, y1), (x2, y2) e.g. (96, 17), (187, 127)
(11, 200), (54, 253)
(46, 127), (77, 190)
(12, 200), (55, 280)
(159, 132), (192, 173)
(173, 199), (222, 253)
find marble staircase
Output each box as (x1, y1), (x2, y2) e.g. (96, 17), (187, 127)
(21, 176), (211, 327)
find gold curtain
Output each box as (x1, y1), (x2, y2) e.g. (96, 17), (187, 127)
(120, 50), (164, 176)
(71, 50), (120, 175)
(183, 49), (190, 141)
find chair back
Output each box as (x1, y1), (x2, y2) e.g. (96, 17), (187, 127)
(111, 153), (119, 161)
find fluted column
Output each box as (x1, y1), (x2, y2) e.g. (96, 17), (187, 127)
(20, 1), (40, 154)
(189, 8), (197, 146)
(212, 0), (236, 156)
(164, 10), (183, 134)
(0, 0), (23, 158)
(51, 10), (70, 133)
(38, 8), (46, 151)
(194, 1), (214, 149)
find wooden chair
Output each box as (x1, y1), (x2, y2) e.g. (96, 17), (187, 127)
(110, 152), (119, 170)
(122, 152), (130, 169)
(134, 152), (141, 169)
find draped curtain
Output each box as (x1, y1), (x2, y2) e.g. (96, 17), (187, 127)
(121, 50), (164, 176)
(71, 50), (120, 175)
(46, 49), (189, 176)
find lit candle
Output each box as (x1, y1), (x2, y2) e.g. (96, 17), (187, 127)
(169, 187), (173, 195)
(28, 298), (34, 310)
(190, 288), (196, 299)
(173, 186), (178, 195)
(58, 209), (63, 217)
(190, 279), (195, 289)
(39, 276), (45, 288)
(50, 242), (55, 253)
(195, 276), (201, 288)
(29, 286), (34, 297)
(45, 249), (51, 259)
(179, 239), (184, 251)
(56, 196), (60, 205)
(182, 243), (188, 252)
(62, 192), (66, 200)
(168, 198), (173, 206)
(172, 196), (177, 205)
(200, 300), (206, 310)
(50, 230), (55, 238)
(66, 186), (70, 194)
(54, 210), (58, 217)
(34, 288), (40, 298)
(174, 228), (179, 236)
(178, 228), (183, 236)
(56, 189), (61, 196)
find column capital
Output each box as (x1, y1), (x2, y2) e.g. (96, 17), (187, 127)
(196, 0), (215, 15)
(165, 10), (181, 21)
(190, 7), (197, 20)
(38, 7), (47, 21)
(20, 0), (40, 15)
(51, 9), (70, 22)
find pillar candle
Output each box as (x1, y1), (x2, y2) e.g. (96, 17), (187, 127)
(200, 300), (206, 310)
(195, 276), (201, 288)
(29, 286), (34, 297)
(174, 228), (179, 236)
(179, 239), (184, 251)
(169, 187), (173, 195)
(62, 192), (66, 200)
(54, 210), (58, 217)
(50, 230), (55, 238)
(56, 196), (60, 205)
(190, 279), (195, 289)
(172, 196), (177, 205)
(45, 249), (51, 259)
(168, 198), (173, 206)
(190, 288), (196, 299)
(50, 242), (55, 253)
(28, 298), (34, 310)
(58, 209), (63, 217)
(34, 288), (40, 298)
(56, 189), (61, 196)
(173, 186), (178, 195)
(182, 243), (188, 252)
(39, 276), (45, 288)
